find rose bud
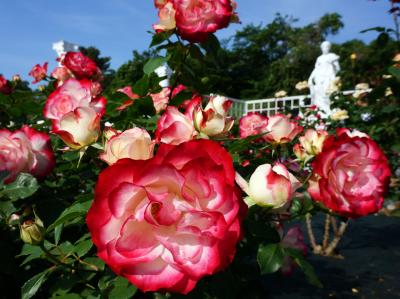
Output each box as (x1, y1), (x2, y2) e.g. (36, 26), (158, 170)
(194, 95), (234, 137)
(236, 163), (301, 209)
(12, 74), (21, 82)
(293, 143), (311, 162)
(264, 114), (303, 144)
(299, 129), (328, 156)
(20, 214), (45, 245)
(29, 62), (48, 84)
(156, 106), (196, 145)
(100, 127), (155, 165)
(54, 107), (101, 150)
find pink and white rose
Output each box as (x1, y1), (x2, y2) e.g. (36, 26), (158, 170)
(87, 139), (246, 294)
(156, 106), (196, 145)
(29, 62), (48, 84)
(308, 129), (391, 218)
(100, 127), (155, 165)
(239, 112), (268, 138)
(194, 95), (234, 137)
(264, 114), (303, 144)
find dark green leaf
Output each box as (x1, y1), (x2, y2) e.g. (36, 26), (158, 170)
(74, 239), (93, 257)
(109, 277), (137, 299)
(0, 173), (39, 201)
(47, 200), (92, 232)
(150, 31), (173, 47)
(21, 269), (51, 299)
(257, 243), (285, 274)
(143, 56), (168, 76)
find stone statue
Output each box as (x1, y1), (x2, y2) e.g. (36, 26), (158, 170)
(308, 41), (340, 116)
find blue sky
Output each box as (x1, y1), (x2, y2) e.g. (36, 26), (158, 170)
(0, 0), (392, 81)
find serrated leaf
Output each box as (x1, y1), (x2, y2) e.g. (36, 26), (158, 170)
(0, 173), (39, 201)
(143, 56), (168, 75)
(47, 200), (92, 232)
(21, 269), (51, 299)
(109, 277), (137, 299)
(74, 239), (93, 257)
(257, 243), (285, 274)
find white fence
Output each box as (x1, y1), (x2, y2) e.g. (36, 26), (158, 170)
(228, 90), (357, 118)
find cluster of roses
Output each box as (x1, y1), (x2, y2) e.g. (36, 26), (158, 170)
(0, 126), (55, 184)
(40, 52), (106, 149)
(238, 111), (391, 219)
(153, 0), (239, 42)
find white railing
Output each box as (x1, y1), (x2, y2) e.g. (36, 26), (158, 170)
(228, 90), (358, 118)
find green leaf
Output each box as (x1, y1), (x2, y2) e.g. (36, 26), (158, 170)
(21, 269), (51, 299)
(0, 173), (39, 201)
(150, 31), (173, 47)
(109, 277), (137, 299)
(143, 56), (168, 76)
(74, 239), (93, 257)
(286, 248), (323, 288)
(47, 200), (92, 232)
(389, 66), (400, 81)
(0, 201), (16, 218)
(200, 33), (221, 54)
(257, 243), (285, 274)
(54, 224), (63, 245)
(133, 76), (150, 96)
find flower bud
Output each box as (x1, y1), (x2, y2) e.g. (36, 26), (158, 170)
(299, 129), (328, 156)
(12, 75), (21, 82)
(20, 214), (45, 245)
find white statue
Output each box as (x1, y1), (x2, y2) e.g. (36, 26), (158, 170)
(308, 41), (340, 116)
(154, 63), (173, 88)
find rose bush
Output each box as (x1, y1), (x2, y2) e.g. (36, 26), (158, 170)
(87, 139), (245, 294)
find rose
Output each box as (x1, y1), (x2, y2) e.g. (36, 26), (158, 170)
(156, 106), (196, 145)
(153, 2), (176, 32)
(100, 127), (155, 165)
(239, 112), (268, 138)
(237, 163), (301, 209)
(29, 62), (48, 84)
(0, 75), (12, 95)
(62, 52), (101, 80)
(54, 107), (101, 149)
(18, 126), (55, 179)
(299, 129), (328, 156)
(264, 114), (303, 144)
(43, 78), (107, 124)
(308, 129), (391, 218)
(150, 87), (171, 113)
(0, 127), (54, 183)
(274, 90), (287, 98)
(51, 67), (73, 86)
(86, 139), (246, 294)
(116, 86), (140, 111)
(0, 129), (32, 183)
(330, 109), (349, 121)
(194, 95), (234, 137)
(155, 0), (236, 43)
(293, 143), (311, 162)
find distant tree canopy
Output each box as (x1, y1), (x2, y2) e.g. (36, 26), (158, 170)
(103, 12), (398, 99)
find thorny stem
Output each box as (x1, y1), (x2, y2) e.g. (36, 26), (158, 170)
(331, 217), (338, 235)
